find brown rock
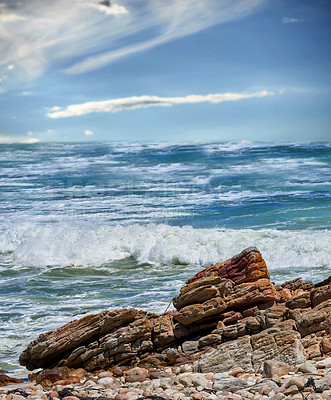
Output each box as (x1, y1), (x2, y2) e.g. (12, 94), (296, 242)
(112, 366), (125, 376)
(173, 297), (226, 326)
(187, 247), (270, 285)
(303, 281), (314, 290)
(126, 367), (149, 377)
(287, 303), (331, 337)
(286, 292), (311, 309)
(281, 277), (304, 291)
(173, 322), (189, 339)
(315, 275), (331, 287)
(285, 377), (305, 390)
(243, 306), (259, 317)
(152, 313), (176, 349)
(69, 368), (86, 379)
(225, 279), (281, 310)
(0, 374), (24, 386)
(149, 370), (170, 379)
(255, 305), (287, 330)
(20, 308), (148, 370)
(98, 370), (112, 378)
(198, 334), (223, 348)
(18, 247), (323, 377)
(164, 347), (180, 364)
(221, 311), (243, 325)
(54, 377), (80, 385)
(35, 367), (70, 385)
(276, 285), (293, 302)
(251, 329), (306, 367)
(283, 385), (299, 395)
(182, 340), (199, 356)
(229, 367), (244, 377)
(197, 335), (253, 373)
(311, 284), (331, 308)
(302, 335), (322, 359)
(222, 322), (248, 339)
(137, 353), (167, 368)
(62, 397), (80, 400)
(173, 285), (220, 310)
(263, 360), (293, 378)
(245, 316), (261, 332)
(321, 337), (331, 354)
(125, 374), (148, 383)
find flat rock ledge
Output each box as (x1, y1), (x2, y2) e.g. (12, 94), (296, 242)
(2, 247), (330, 400)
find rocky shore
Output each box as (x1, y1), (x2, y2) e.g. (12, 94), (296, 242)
(1, 247), (331, 400)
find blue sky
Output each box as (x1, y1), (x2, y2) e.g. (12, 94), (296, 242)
(0, 0), (330, 143)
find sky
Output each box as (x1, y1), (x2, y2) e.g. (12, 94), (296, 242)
(0, 0), (330, 143)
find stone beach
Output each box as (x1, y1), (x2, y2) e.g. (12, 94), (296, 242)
(1, 247), (330, 400)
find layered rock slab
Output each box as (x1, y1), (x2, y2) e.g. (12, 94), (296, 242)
(19, 309), (154, 370)
(196, 328), (306, 373)
(19, 247), (330, 373)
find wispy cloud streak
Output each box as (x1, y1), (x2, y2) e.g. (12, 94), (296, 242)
(46, 90), (274, 118)
(282, 17), (305, 24)
(0, 0), (266, 91)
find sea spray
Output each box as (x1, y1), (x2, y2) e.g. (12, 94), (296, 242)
(0, 141), (330, 372)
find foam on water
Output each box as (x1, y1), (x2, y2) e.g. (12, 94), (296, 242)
(1, 222), (330, 373)
(1, 222), (330, 280)
(0, 141), (330, 372)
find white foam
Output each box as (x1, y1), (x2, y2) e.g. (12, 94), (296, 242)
(0, 223), (330, 281)
(203, 140), (257, 153)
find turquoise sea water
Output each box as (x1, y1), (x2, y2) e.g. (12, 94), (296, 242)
(0, 141), (330, 372)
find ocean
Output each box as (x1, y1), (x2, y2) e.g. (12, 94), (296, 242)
(0, 141), (330, 372)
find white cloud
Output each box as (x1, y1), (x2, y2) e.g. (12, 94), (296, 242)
(0, 134), (40, 144)
(24, 137), (40, 143)
(8, 64), (15, 70)
(85, 129), (94, 135)
(282, 17), (305, 24)
(47, 90), (274, 118)
(87, 3), (128, 16)
(0, 0), (266, 90)
(0, 4), (27, 22)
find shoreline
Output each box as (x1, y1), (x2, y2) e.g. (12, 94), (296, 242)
(1, 355), (331, 400)
(1, 247), (331, 400)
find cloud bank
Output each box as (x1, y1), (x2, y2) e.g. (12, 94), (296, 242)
(46, 90), (274, 118)
(0, 0), (266, 91)
(0, 134), (40, 144)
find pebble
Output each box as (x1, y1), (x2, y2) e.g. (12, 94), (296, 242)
(284, 377), (305, 390)
(299, 362), (318, 374)
(230, 367), (245, 377)
(317, 358), (331, 369)
(97, 377), (114, 387)
(62, 397), (80, 400)
(2, 356), (331, 400)
(283, 384), (299, 395)
(212, 372), (230, 380)
(98, 371), (112, 378)
(270, 393), (286, 400)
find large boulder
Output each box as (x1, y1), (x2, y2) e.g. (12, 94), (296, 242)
(19, 308), (154, 370)
(196, 335), (253, 373)
(197, 328), (306, 373)
(19, 248), (329, 373)
(172, 247), (280, 328)
(186, 246), (270, 285)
